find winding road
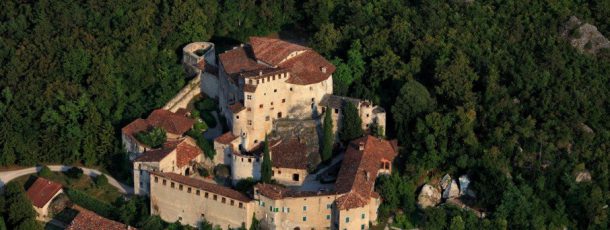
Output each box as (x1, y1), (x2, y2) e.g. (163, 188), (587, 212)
(0, 165), (133, 194)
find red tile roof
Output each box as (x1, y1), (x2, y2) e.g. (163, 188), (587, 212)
(26, 177), (63, 208)
(228, 102), (245, 113)
(334, 136), (398, 210)
(279, 50), (335, 85)
(270, 138), (309, 170)
(151, 171), (251, 202)
(219, 46), (267, 76)
(215, 132), (238, 144)
(255, 183), (334, 200)
(66, 206), (135, 230)
(134, 137), (202, 166)
(249, 37), (309, 66)
(122, 109), (195, 141)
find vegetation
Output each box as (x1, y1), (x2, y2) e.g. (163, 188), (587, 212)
(321, 107), (333, 162)
(1, 0), (609, 228)
(339, 102), (363, 142)
(95, 174), (109, 187)
(261, 136), (272, 183)
(65, 167), (84, 179)
(135, 127), (167, 149)
(1, 182), (41, 230)
(65, 189), (115, 218)
(235, 178), (257, 194)
(38, 165), (53, 179)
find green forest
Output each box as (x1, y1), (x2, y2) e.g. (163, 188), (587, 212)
(0, 0), (608, 229)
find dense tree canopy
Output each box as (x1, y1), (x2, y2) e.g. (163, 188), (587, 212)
(1, 0), (609, 229)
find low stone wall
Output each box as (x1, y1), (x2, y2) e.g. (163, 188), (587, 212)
(163, 75), (201, 113)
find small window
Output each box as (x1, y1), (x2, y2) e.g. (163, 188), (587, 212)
(274, 89), (277, 92)
(303, 216), (307, 222)
(239, 202), (244, 208)
(303, 206), (307, 211)
(270, 102), (274, 106)
(309, 87), (313, 91)
(171, 182), (175, 188)
(236, 115), (239, 119)
(335, 109), (339, 114)
(270, 206), (273, 212)
(248, 158), (252, 163)
(282, 98), (286, 103)
(222, 197), (226, 203)
(247, 95), (252, 100)
(366, 114), (369, 117)
(259, 104), (263, 108)
(187, 187), (191, 193)
(327, 204), (331, 209)
(179, 185), (183, 191)
(361, 213), (365, 219)
(290, 87), (293, 91)
(265, 116), (270, 121)
(154, 177), (158, 183)
(248, 120), (252, 125)
(361, 224), (365, 229)
(230, 200), (235, 206)
(205, 192), (209, 198)
(326, 215), (330, 220)
(311, 98), (314, 102)
(346, 217), (350, 223)
(213, 195), (217, 200)
(163, 179), (166, 185)
(278, 170), (281, 174)
(293, 173), (300, 181)
(196, 190), (200, 196)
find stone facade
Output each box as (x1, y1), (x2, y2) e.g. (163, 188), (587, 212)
(319, 95), (386, 137)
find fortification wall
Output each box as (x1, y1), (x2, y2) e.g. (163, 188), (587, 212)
(162, 75), (201, 113)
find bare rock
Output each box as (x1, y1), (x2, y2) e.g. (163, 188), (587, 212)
(440, 174), (452, 190)
(458, 175), (471, 196)
(575, 170), (592, 183)
(562, 16), (610, 55)
(442, 180), (460, 199)
(417, 184), (441, 209)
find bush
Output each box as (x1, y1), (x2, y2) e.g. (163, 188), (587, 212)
(38, 165), (53, 179)
(201, 111), (217, 128)
(235, 178), (257, 193)
(198, 167), (210, 177)
(96, 175), (109, 187)
(196, 98), (217, 111)
(135, 127), (167, 148)
(65, 189), (115, 218)
(65, 167), (84, 179)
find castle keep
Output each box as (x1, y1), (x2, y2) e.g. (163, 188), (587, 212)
(122, 37), (395, 229)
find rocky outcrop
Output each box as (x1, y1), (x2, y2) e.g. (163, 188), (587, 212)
(417, 184), (441, 209)
(575, 170), (592, 183)
(562, 16), (610, 55)
(440, 174), (452, 190)
(458, 175), (471, 196)
(443, 180), (460, 199)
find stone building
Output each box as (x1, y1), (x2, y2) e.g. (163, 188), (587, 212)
(149, 171), (254, 229)
(319, 94), (386, 136)
(121, 109), (195, 159)
(133, 137), (204, 195)
(216, 37), (335, 151)
(26, 177), (63, 221)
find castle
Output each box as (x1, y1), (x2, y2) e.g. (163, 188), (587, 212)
(122, 37), (396, 229)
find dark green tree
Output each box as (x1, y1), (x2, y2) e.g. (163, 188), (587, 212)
(249, 214), (260, 230)
(140, 216), (164, 230)
(321, 107), (334, 162)
(38, 165), (53, 179)
(260, 135), (272, 183)
(95, 175), (109, 187)
(135, 127), (167, 149)
(339, 102), (363, 142)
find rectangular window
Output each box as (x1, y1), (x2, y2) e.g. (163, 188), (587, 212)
(205, 192), (209, 198)
(259, 104), (263, 108)
(274, 208), (279, 212)
(303, 216), (307, 222)
(361, 213), (365, 219)
(335, 109), (339, 114)
(303, 206), (307, 211)
(326, 215), (331, 220)
(163, 179), (166, 185)
(230, 200), (234, 206)
(361, 224), (365, 229)
(239, 202), (243, 208)
(247, 95), (252, 100)
(270, 206), (273, 212)
(221, 197), (226, 203)
(196, 190), (200, 196)
(327, 204), (331, 209)
(282, 98), (286, 103)
(346, 217), (350, 223)
(274, 89), (277, 92)
(270, 101), (274, 106)
(187, 187), (191, 193)
(213, 195), (217, 200)
(154, 177), (158, 183)
(171, 182), (175, 188)
(179, 185), (183, 191)
(265, 116), (270, 121)
(248, 120), (252, 125)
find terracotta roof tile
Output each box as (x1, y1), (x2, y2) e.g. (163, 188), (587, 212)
(334, 135), (398, 209)
(67, 206), (135, 230)
(122, 109), (195, 142)
(270, 139), (309, 170)
(279, 51), (335, 85)
(228, 102), (245, 113)
(255, 183), (334, 200)
(249, 37), (309, 66)
(26, 177), (62, 208)
(219, 46), (267, 75)
(134, 137), (202, 165)
(215, 132), (238, 144)
(151, 171), (251, 202)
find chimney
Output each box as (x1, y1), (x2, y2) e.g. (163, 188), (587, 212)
(321, 66), (327, 73)
(358, 142), (365, 151)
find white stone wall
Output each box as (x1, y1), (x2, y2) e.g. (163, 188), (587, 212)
(271, 167), (307, 186)
(337, 205), (370, 230)
(255, 194), (338, 230)
(150, 175), (253, 229)
(231, 154), (261, 183)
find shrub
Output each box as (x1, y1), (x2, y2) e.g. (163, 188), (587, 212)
(198, 167), (210, 177)
(65, 167), (84, 179)
(135, 127), (166, 148)
(96, 175), (109, 187)
(235, 178), (256, 193)
(38, 165), (53, 179)
(201, 111), (217, 128)
(196, 98), (217, 111)
(65, 189), (115, 218)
